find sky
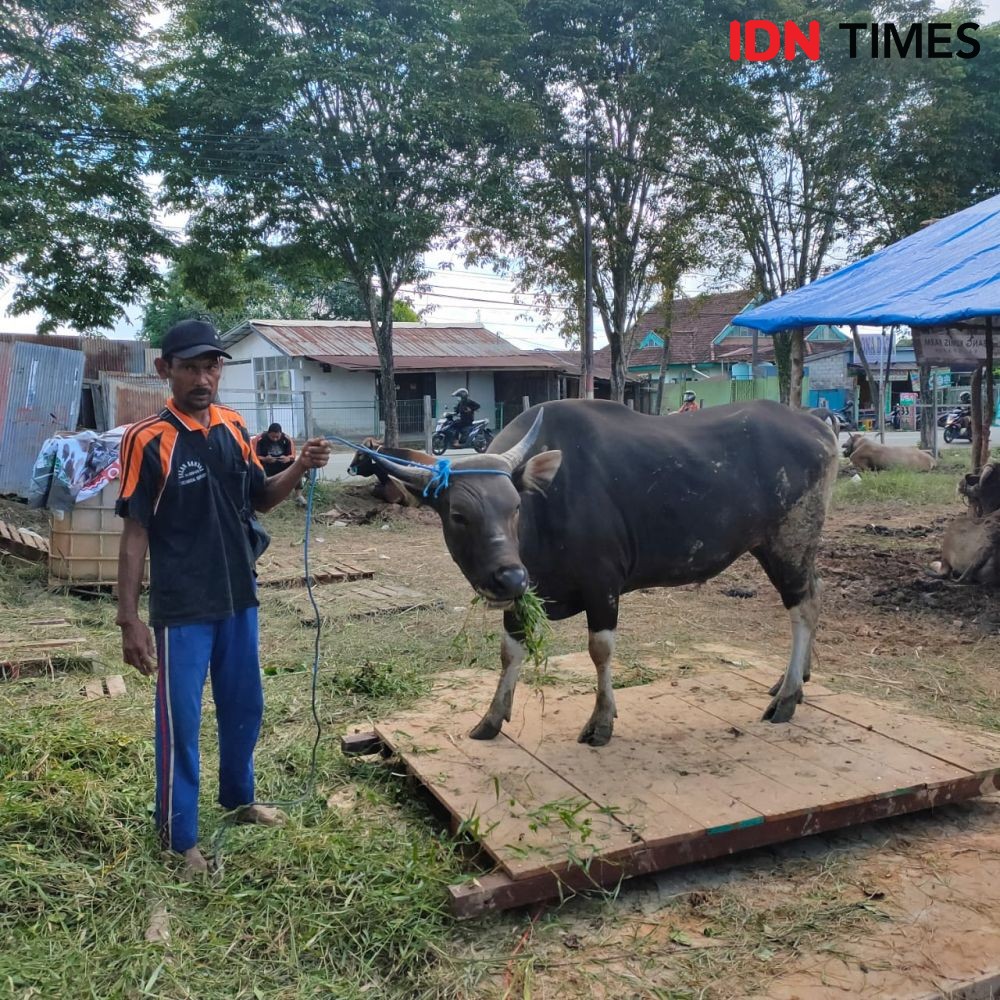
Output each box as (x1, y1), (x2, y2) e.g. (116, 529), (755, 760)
(3, 0), (998, 348)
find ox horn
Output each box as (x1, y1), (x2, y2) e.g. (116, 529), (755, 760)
(496, 407), (545, 470)
(369, 453), (433, 490)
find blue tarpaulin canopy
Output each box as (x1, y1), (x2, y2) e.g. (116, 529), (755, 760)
(731, 193), (1000, 334)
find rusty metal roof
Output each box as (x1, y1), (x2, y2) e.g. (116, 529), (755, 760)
(309, 352), (569, 372)
(222, 320), (646, 380)
(225, 321), (528, 360)
(0, 333), (156, 380)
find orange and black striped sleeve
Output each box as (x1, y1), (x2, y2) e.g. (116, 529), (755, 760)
(116, 416), (169, 528)
(217, 407), (267, 501)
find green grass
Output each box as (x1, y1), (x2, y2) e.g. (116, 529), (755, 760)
(0, 677), (485, 998)
(833, 452), (970, 508)
(0, 493), (499, 999)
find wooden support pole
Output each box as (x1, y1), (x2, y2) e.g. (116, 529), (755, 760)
(423, 395), (433, 455)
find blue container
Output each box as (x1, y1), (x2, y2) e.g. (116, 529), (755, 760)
(731, 362), (752, 380)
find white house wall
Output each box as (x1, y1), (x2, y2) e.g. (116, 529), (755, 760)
(435, 371), (497, 426)
(219, 327), (510, 438)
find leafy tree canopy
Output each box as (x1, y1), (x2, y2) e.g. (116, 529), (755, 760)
(0, 0), (166, 332)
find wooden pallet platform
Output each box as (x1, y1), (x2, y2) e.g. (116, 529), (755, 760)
(255, 549), (373, 589)
(348, 657), (1000, 918)
(282, 582), (439, 623)
(0, 519), (48, 562)
(0, 618), (96, 679)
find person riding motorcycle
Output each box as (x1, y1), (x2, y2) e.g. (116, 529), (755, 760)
(450, 388), (481, 445)
(678, 390), (699, 414)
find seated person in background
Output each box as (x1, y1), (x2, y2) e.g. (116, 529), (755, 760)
(255, 423), (306, 507)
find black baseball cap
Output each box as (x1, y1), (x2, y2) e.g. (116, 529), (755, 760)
(161, 319), (232, 360)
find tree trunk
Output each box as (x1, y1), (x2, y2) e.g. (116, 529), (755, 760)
(788, 328), (805, 408)
(371, 300), (399, 447)
(654, 299), (674, 414)
(984, 319), (996, 470)
(850, 325), (879, 430)
(918, 362), (934, 451)
(774, 331), (792, 405)
(971, 365), (984, 474)
(609, 335), (628, 403)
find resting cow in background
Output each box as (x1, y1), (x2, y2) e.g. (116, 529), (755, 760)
(347, 438), (433, 505)
(377, 399), (839, 746)
(930, 464), (1000, 585)
(959, 463), (1000, 517)
(934, 511), (1000, 585)
(842, 433), (936, 472)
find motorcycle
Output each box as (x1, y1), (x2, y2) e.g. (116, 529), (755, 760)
(431, 410), (494, 455)
(943, 408), (972, 444)
(834, 404), (856, 432)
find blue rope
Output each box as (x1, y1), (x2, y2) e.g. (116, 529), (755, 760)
(212, 467), (323, 872)
(326, 433), (511, 498)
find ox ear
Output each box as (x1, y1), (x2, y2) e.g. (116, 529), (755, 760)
(512, 449), (562, 494)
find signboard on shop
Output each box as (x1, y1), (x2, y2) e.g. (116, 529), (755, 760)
(912, 327), (993, 366)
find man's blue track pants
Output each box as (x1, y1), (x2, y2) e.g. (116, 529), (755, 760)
(153, 607), (263, 853)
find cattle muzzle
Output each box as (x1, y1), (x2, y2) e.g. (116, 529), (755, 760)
(480, 564), (529, 607)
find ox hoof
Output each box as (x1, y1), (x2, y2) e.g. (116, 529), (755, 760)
(762, 690), (803, 724)
(469, 718), (502, 740)
(768, 674), (809, 696)
(577, 719), (614, 747)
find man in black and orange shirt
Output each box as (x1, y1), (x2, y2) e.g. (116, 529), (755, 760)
(255, 422), (306, 507)
(116, 319), (331, 877)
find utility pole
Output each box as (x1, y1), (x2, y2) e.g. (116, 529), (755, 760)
(582, 132), (595, 399)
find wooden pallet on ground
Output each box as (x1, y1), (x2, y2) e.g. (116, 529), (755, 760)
(281, 582), (438, 623)
(255, 548), (373, 589)
(0, 520), (49, 562)
(0, 618), (96, 680)
(345, 653), (1000, 918)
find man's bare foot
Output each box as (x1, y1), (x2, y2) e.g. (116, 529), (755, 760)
(181, 846), (209, 879)
(234, 804), (287, 827)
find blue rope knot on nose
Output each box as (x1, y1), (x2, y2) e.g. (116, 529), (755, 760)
(424, 458), (453, 498)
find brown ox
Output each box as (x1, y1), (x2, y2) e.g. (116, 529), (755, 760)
(842, 433), (936, 472)
(347, 438), (434, 505)
(958, 463), (1000, 517)
(934, 511), (1000, 585)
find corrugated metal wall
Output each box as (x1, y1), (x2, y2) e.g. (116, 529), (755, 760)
(0, 333), (157, 379)
(97, 373), (166, 428)
(0, 341), (85, 496)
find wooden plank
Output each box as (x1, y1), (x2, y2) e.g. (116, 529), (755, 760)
(805, 690), (1000, 775)
(0, 519), (49, 562)
(377, 706), (639, 880)
(288, 583), (437, 623)
(361, 665), (1000, 917)
(668, 678), (966, 791)
(104, 674), (127, 698)
(616, 688), (878, 820)
(507, 687), (757, 839)
(447, 775), (992, 919)
(735, 692), (970, 790)
(256, 553), (373, 589)
(82, 679), (103, 700)
(341, 731), (386, 756)
(917, 970), (1000, 1000)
